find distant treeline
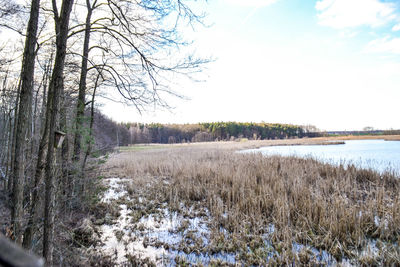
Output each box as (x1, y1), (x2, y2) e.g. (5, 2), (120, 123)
(383, 129), (400, 135)
(123, 122), (321, 144)
(326, 130), (400, 136)
(326, 130), (384, 136)
(90, 116), (400, 147)
(90, 110), (131, 149)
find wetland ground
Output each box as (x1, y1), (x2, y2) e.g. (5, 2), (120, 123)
(85, 136), (400, 266)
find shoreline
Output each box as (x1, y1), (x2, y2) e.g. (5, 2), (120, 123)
(118, 135), (400, 152)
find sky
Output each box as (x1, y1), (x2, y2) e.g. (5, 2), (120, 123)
(101, 0), (400, 131)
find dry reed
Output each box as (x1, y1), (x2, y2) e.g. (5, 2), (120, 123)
(104, 145), (400, 265)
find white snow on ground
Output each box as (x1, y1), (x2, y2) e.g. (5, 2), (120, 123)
(99, 178), (169, 264)
(102, 178), (128, 203)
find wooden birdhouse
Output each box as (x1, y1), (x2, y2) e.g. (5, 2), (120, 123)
(54, 130), (66, 149)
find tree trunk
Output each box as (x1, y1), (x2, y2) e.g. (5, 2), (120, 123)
(43, 0), (74, 263)
(11, 0), (41, 244)
(4, 112), (12, 189)
(82, 68), (101, 172)
(22, 54), (53, 249)
(8, 80), (20, 192)
(60, 83), (70, 211)
(73, 0), (93, 163)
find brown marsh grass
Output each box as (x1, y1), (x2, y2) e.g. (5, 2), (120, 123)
(104, 144), (400, 265)
(116, 134), (400, 152)
(384, 136), (400, 141)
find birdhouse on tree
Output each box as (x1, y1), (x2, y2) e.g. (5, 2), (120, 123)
(54, 130), (66, 149)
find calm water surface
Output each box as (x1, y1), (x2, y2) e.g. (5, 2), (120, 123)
(245, 140), (400, 174)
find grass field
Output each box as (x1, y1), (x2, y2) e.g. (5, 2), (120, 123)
(93, 137), (400, 265)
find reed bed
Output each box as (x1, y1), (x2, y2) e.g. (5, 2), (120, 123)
(116, 134), (400, 152)
(104, 146), (400, 265)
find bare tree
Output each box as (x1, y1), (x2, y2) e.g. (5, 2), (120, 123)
(81, 65), (103, 172)
(69, 0), (209, 163)
(22, 48), (54, 249)
(0, 0), (27, 37)
(11, 0), (41, 244)
(72, 0), (96, 163)
(0, 52), (19, 190)
(42, 0), (74, 263)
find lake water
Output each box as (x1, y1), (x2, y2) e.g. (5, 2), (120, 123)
(244, 139), (400, 174)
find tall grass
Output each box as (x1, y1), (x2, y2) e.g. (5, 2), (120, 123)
(106, 146), (400, 264)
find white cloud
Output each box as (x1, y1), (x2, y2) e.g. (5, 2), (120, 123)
(339, 30), (358, 38)
(363, 36), (400, 54)
(316, 0), (397, 29)
(392, 23), (400, 31)
(224, 0), (279, 26)
(224, 0), (278, 7)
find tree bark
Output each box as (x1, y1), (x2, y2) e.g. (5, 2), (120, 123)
(22, 54), (53, 249)
(72, 0), (93, 163)
(42, 0), (74, 263)
(11, 0), (41, 244)
(82, 68), (101, 172)
(8, 80), (21, 192)
(60, 82), (70, 210)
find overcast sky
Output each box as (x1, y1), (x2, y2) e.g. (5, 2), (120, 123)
(101, 0), (400, 131)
